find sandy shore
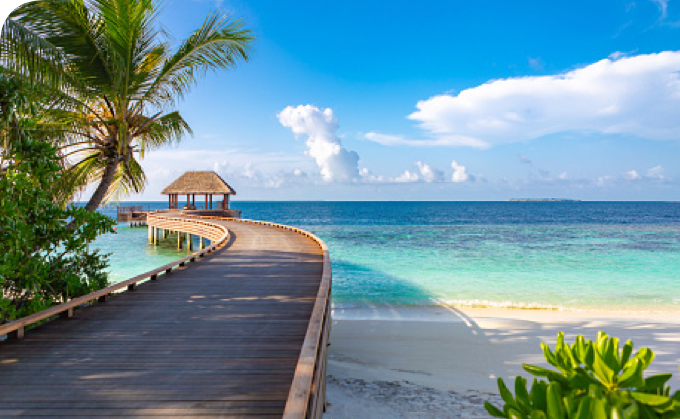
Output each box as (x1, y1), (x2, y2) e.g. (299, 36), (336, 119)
(324, 306), (680, 418)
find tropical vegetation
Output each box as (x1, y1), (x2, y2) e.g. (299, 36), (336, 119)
(2, 0), (253, 209)
(0, 74), (115, 323)
(485, 331), (680, 419)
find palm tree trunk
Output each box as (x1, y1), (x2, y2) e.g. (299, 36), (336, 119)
(84, 156), (120, 211)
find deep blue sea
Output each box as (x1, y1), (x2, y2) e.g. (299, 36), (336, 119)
(94, 201), (680, 312)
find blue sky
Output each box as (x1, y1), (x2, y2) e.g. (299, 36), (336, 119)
(4, 0), (680, 201)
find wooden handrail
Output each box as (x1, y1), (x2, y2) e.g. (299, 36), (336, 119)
(0, 215), (229, 339)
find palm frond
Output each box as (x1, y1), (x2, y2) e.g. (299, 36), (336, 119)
(12, 0), (113, 94)
(143, 11), (253, 108)
(0, 19), (66, 90)
(134, 110), (191, 155)
(107, 155), (146, 202)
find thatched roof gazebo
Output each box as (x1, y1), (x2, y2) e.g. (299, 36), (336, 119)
(162, 171), (236, 210)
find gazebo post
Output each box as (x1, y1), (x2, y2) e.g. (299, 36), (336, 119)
(205, 194), (208, 210)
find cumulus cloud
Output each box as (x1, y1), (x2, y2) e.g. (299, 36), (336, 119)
(625, 169), (642, 180)
(394, 169), (420, 183)
(367, 51), (680, 149)
(278, 105), (360, 182)
(392, 161), (445, 183)
(451, 160), (474, 183)
(647, 165), (665, 179)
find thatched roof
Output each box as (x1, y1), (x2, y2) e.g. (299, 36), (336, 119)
(161, 171), (236, 195)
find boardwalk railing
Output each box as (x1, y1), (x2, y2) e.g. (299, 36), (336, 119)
(0, 216), (229, 340)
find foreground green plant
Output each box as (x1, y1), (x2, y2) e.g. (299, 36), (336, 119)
(484, 331), (680, 419)
(1, 136), (115, 323)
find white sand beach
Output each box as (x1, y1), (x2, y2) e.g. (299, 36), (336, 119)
(325, 307), (680, 419)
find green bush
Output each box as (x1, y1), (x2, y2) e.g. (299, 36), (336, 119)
(0, 137), (115, 323)
(485, 331), (680, 419)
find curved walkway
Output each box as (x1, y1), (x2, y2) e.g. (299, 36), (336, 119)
(0, 219), (325, 418)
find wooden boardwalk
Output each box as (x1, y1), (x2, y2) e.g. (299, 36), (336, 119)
(0, 217), (328, 418)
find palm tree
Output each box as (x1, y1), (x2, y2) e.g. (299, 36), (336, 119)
(3, 0), (253, 210)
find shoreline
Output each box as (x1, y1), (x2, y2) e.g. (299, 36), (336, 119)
(325, 306), (680, 418)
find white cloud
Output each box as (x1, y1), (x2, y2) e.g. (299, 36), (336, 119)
(368, 51), (680, 149)
(652, 0), (668, 19)
(415, 161), (444, 182)
(451, 160), (474, 183)
(394, 170), (420, 183)
(647, 165), (665, 179)
(278, 105), (360, 182)
(625, 169), (642, 180)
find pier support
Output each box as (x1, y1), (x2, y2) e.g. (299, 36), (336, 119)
(186, 233), (192, 251)
(148, 225), (153, 242)
(200, 236), (205, 250)
(177, 232), (182, 249)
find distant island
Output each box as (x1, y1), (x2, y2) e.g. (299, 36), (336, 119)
(509, 198), (581, 202)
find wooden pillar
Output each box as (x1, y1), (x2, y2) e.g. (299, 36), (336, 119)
(177, 231), (182, 249)
(148, 225), (153, 242)
(186, 233), (192, 251)
(205, 194), (208, 210)
(209, 194), (213, 209)
(200, 236), (205, 250)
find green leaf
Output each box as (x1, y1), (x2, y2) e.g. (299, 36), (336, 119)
(498, 378), (519, 409)
(620, 340), (634, 367)
(611, 406), (625, 419)
(530, 380), (549, 412)
(592, 350), (615, 384)
(591, 397), (608, 419)
(542, 343), (559, 368)
(573, 397), (592, 419)
(485, 401), (506, 418)
(618, 359), (644, 389)
(630, 392), (674, 408)
(546, 382), (564, 419)
(530, 410), (547, 419)
(507, 407), (525, 419)
(644, 373), (673, 393)
(516, 376), (531, 413)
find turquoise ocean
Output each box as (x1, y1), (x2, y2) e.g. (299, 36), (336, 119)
(94, 201), (680, 312)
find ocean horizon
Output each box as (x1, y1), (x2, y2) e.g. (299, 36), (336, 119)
(92, 201), (680, 313)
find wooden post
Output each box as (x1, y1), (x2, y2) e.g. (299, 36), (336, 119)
(60, 308), (74, 318)
(186, 233), (192, 251)
(153, 227), (158, 246)
(8, 327), (24, 340)
(205, 194), (208, 210)
(148, 225), (153, 242)
(177, 232), (182, 249)
(209, 194), (213, 209)
(200, 236), (205, 250)
(163, 229), (168, 239)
